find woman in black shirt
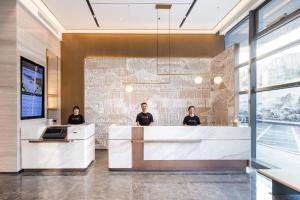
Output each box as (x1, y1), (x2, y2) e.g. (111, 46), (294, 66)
(183, 105), (201, 126)
(68, 106), (85, 124)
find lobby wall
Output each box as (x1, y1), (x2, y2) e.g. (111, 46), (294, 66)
(16, 3), (61, 171)
(85, 47), (235, 148)
(0, 1), (61, 172)
(0, 0), (18, 172)
(61, 34), (224, 124)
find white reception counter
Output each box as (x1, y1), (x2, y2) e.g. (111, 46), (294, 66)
(109, 126), (250, 170)
(21, 124), (95, 170)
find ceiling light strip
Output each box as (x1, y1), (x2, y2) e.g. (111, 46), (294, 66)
(86, 0), (100, 27)
(179, 0), (197, 28)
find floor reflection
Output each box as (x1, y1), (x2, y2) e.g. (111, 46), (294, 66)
(0, 150), (299, 200)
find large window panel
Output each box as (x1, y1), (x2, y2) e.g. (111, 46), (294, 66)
(257, 44), (300, 88)
(225, 18), (249, 65)
(257, 15), (300, 56)
(238, 94), (249, 126)
(238, 65), (249, 91)
(257, 0), (300, 32)
(256, 87), (300, 123)
(256, 87), (300, 167)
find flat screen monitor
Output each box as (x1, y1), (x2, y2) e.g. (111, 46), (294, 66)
(21, 57), (45, 120)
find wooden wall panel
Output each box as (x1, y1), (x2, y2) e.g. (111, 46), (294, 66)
(0, 0), (18, 172)
(61, 33), (224, 124)
(47, 50), (61, 124)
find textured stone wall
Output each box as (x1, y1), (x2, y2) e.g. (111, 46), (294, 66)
(85, 47), (235, 148)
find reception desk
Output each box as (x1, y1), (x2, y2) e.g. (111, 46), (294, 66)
(108, 126), (250, 170)
(21, 124), (95, 170)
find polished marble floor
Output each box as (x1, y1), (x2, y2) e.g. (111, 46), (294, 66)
(0, 150), (299, 200)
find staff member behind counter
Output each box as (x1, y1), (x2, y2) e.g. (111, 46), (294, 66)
(183, 105), (201, 126)
(68, 106), (85, 124)
(136, 102), (154, 126)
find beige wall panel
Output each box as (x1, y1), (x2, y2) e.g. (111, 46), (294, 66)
(16, 4), (61, 170)
(0, 0), (17, 172)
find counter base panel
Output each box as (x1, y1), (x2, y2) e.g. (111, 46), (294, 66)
(108, 140), (132, 169)
(144, 140), (250, 160)
(21, 136), (95, 169)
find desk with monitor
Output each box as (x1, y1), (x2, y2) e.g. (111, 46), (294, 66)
(21, 123), (95, 170)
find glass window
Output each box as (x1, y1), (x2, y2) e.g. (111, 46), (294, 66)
(253, 0), (300, 168)
(257, 44), (300, 88)
(257, 16), (300, 57)
(257, 87), (300, 122)
(238, 94), (249, 126)
(257, 0), (300, 32)
(256, 87), (300, 168)
(238, 65), (249, 91)
(225, 18), (249, 65)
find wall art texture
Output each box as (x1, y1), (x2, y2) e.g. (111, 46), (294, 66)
(85, 47), (235, 148)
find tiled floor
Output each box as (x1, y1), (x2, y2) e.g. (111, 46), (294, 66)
(0, 150), (299, 200)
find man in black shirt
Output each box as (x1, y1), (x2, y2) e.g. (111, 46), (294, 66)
(183, 105), (201, 126)
(68, 106), (85, 124)
(136, 102), (154, 126)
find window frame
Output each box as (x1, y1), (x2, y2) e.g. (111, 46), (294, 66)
(226, 0), (300, 163)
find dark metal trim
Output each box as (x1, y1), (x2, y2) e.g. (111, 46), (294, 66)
(86, 0), (100, 27)
(179, 0), (197, 28)
(256, 81), (300, 93)
(235, 61), (249, 69)
(256, 5), (300, 39)
(248, 10), (257, 159)
(238, 90), (249, 95)
(28, 139), (71, 143)
(0, 169), (24, 175)
(179, 17), (186, 28)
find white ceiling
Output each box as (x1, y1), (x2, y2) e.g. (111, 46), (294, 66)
(40, 0), (245, 32)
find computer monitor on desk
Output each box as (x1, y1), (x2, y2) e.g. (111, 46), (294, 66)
(42, 126), (68, 140)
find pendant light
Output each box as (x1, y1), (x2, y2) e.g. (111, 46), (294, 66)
(213, 76), (222, 84)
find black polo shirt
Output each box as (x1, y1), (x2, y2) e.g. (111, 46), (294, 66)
(136, 112), (153, 126)
(68, 114), (85, 124)
(183, 115), (201, 126)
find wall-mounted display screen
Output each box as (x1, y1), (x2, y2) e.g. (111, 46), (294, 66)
(21, 57), (45, 120)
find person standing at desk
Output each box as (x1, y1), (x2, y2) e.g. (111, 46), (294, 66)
(68, 106), (85, 124)
(136, 102), (154, 126)
(183, 105), (201, 126)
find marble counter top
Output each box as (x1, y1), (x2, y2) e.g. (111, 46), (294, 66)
(108, 126), (251, 170)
